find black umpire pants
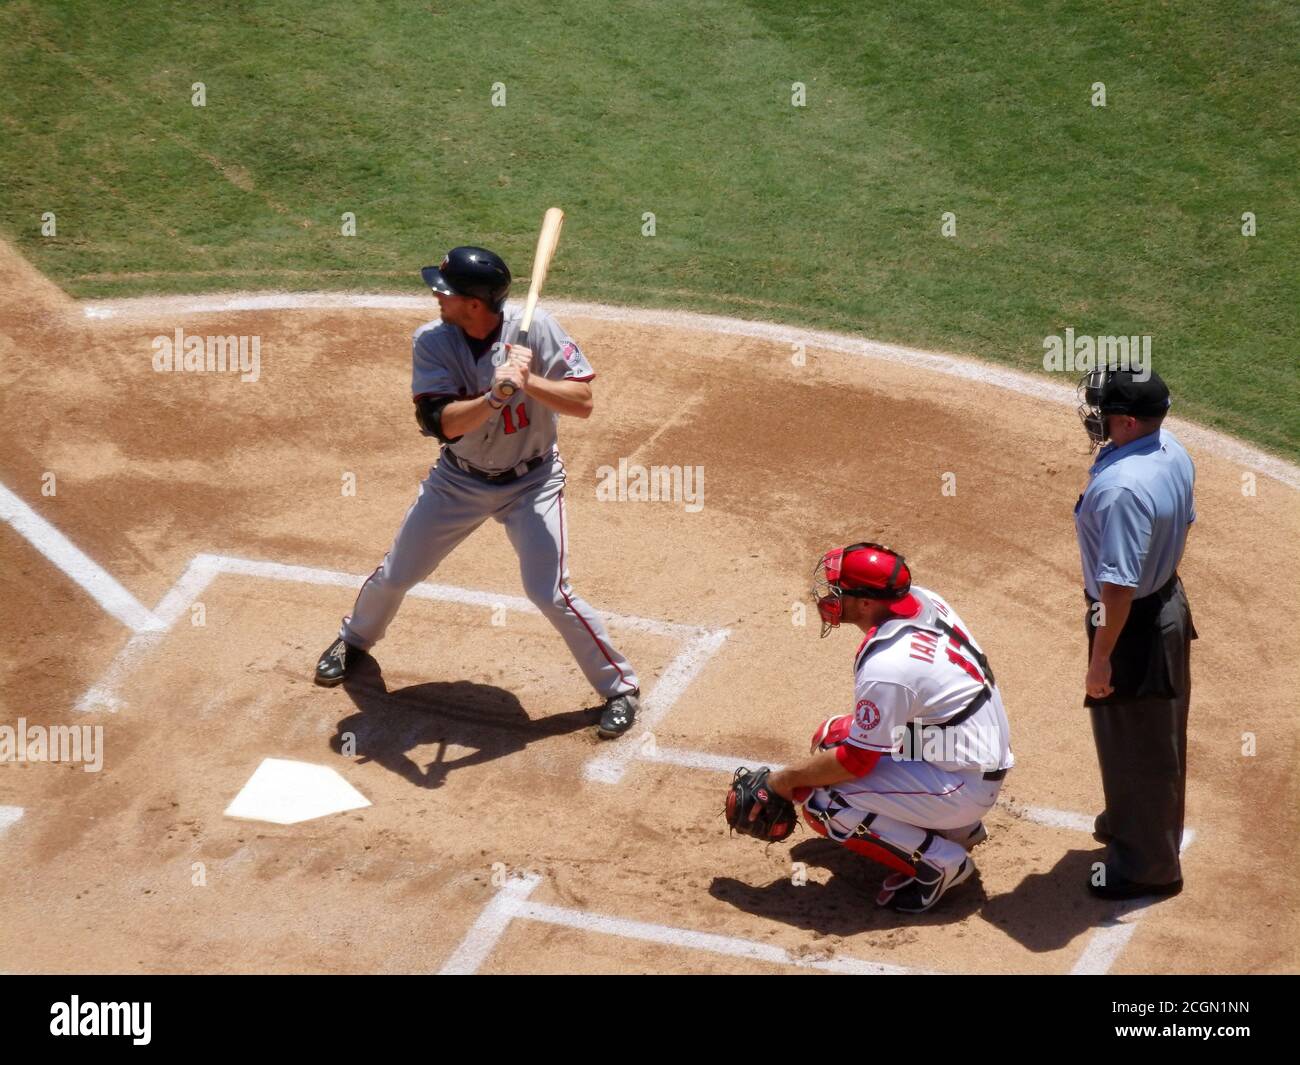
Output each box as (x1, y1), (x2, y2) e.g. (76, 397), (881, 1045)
(1086, 576), (1195, 886)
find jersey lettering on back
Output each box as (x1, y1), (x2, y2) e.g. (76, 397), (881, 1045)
(909, 631), (937, 664)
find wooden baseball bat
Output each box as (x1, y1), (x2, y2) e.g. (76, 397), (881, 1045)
(499, 207), (565, 397)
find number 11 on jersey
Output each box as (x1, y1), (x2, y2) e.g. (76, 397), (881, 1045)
(502, 400), (530, 435)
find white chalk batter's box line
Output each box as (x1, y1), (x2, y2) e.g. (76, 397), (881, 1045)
(438, 844), (1193, 976)
(439, 874), (933, 976)
(71, 553), (731, 752)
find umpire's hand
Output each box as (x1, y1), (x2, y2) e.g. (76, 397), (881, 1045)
(1086, 658), (1114, 699)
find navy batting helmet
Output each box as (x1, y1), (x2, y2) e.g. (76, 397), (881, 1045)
(421, 246), (511, 311)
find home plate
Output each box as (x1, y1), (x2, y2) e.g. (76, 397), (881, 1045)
(224, 758), (371, 824)
(0, 806), (24, 837)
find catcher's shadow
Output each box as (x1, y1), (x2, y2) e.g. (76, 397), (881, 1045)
(329, 652), (601, 788)
(712, 839), (1132, 953)
(709, 836), (988, 937)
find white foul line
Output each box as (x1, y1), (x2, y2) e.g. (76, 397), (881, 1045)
(443, 876), (932, 975)
(0, 481), (164, 634)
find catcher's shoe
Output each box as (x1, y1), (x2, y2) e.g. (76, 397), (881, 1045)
(875, 871), (914, 908)
(315, 638), (363, 687)
(597, 688), (640, 739)
(881, 856), (975, 914)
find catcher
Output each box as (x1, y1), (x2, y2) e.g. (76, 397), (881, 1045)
(727, 542), (1014, 913)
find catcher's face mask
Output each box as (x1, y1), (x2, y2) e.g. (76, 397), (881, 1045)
(812, 547), (849, 637)
(812, 542), (913, 638)
(1076, 369), (1109, 449)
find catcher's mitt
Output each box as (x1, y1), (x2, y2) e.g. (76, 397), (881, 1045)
(725, 766), (797, 842)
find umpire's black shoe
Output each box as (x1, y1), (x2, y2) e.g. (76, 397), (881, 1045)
(597, 688), (640, 739)
(1088, 875), (1183, 901)
(1093, 811), (1113, 844)
(315, 638), (363, 687)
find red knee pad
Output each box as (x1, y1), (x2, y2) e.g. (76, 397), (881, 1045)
(803, 807), (829, 837)
(842, 835), (916, 876)
(802, 808), (916, 876)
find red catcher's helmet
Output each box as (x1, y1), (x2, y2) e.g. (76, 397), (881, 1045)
(811, 542), (920, 637)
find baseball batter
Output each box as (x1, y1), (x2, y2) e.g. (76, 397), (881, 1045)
(314, 246), (641, 738)
(732, 543), (1014, 913)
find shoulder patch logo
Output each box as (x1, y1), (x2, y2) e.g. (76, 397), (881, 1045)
(855, 698), (881, 730)
(560, 341), (582, 367)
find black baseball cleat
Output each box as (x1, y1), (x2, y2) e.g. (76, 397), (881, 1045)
(597, 688), (640, 739)
(314, 638), (364, 687)
(1088, 875), (1183, 901)
(881, 856), (976, 913)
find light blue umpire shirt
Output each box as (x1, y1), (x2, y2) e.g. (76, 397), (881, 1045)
(1075, 428), (1196, 600)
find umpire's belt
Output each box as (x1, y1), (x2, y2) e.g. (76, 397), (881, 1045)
(1084, 570), (1194, 703)
(442, 448), (549, 484)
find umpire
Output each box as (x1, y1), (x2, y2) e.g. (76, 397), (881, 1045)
(1074, 367), (1196, 900)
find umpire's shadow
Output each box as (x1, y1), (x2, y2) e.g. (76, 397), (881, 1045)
(979, 845), (1144, 953)
(329, 653), (601, 788)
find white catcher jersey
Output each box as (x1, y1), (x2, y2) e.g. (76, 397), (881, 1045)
(412, 303), (595, 474)
(847, 586), (1014, 774)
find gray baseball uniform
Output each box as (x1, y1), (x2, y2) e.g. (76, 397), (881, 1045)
(338, 303), (639, 698)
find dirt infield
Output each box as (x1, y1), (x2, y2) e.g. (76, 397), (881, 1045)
(1, 242), (1297, 974)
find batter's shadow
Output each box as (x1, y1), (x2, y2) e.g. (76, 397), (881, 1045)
(329, 653), (601, 789)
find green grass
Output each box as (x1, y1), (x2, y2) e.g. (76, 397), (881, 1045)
(1, 0), (1296, 456)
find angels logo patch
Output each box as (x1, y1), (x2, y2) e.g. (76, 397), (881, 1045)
(854, 698), (881, 730)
